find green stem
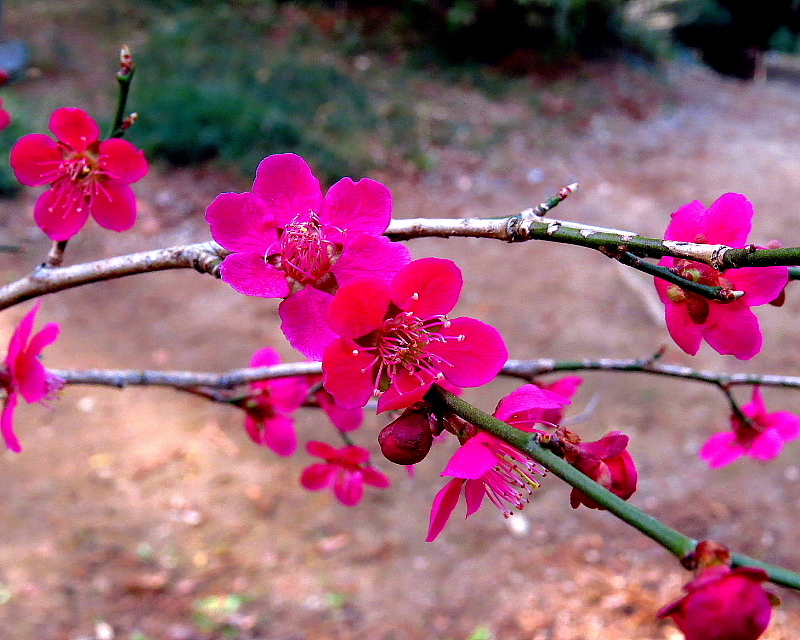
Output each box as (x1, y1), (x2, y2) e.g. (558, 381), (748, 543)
(429, 386), (800, 590)
(109, 68), (135, 138)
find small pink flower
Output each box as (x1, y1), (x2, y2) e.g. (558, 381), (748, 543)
(11, 107), (148, 241)
(323, 258), (508, 412)
(658, 565), (774, 640)
(563, 431), (638, 510)
(0, 302), (63, 452)
(300, 441), (390, 506)
(700, 386), (800, 468)
(426, 384), (570, 541)
(655, 193), (787, 360)
(206, 153), (411, 359)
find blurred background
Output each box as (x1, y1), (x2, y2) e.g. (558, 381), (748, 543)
(3, 1), (800, 638)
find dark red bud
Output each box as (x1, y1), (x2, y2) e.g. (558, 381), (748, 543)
(378, 413), (434, 465)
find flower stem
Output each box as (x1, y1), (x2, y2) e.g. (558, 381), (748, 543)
(109, 48), (135, 139)
(428, 385), (800, 590)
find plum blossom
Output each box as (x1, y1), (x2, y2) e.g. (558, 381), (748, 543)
(323, 258), (508, 412)
(426, 384), (570, 541)
(0, 302), (63, 452)
(700, 386), (800, 468)
(206, 153), (411, 359)
(300, 441), (390, 506)
(10, 107), (148, 240)
(655, 193), (787, 360)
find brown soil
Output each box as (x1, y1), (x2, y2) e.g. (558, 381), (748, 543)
(2, 4), (800, 640)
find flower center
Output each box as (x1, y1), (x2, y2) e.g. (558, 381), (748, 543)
(667, 260), (736, 324)
(277, 213), (339, 285)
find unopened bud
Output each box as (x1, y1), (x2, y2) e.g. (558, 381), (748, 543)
(378, 412), (434, 465)
(121, 112), (138, 130)
(119, 45), (134, 77)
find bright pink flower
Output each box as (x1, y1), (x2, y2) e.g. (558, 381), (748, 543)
(655, 193), (787, 360)
(658, 565), (774, 640)
(0, 302), (63, 452)
(700, 386), (800, 468)
(323, 258), (508, 412)
(300, 441), (390, 506)
(426, 384), (570, 541)
(11, 107), (148, 241)
(564, 431), (638, 509)
(206, 153), (411, 359)
(500, 376), (582, 427)
(0, 98), (11, 132)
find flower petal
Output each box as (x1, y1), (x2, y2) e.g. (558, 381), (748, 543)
(307, 440), (337, 459)
(317, 388), (364, 432)
(33, 188), (91, 241)
(332, 235), (411, 285)
(699, 431), (745, 468)
(7, 302), (41, 364)
(206, 192), (279, 254)
(90, 182), (137, 232)
(702, 302), (761, 360)
(301, 463), (335, 490)
(426, 478), (464, 542)
(664, 299), (703, 356)
(250, 347), (281, 369)
(664, 200), (708, 242)
(493, 384), (571, 424)
(26, 323), (60, 357)
(334, 471), (364, 506)
(443, 433), (499, 479)
(322, 338), (377, 409)
(98, 138), (149, 184)
(703, 192), (753, 247)
(251, 153), (322, 227)
(362, 467), (391, 488)
(391, 258), (463, 316)
(257, 415), (298, 457)
(429, 317), (507, 388)
(219, 252), (290, 298)
(10, 134), (62, 186)
(279, 288), (338, 360)
(327, 276), (389, 338)
(50, 107), (99, 151)
(319, 176), (393, 236)
(14, 355), (48, 403)
(748, 429), (785, 461)
(376, 370), (434, 413)
(1, 392), (20, 453)
(766, 411), (800, 441)
(463, 478), (486, 517)
(727, 265), (788, 307)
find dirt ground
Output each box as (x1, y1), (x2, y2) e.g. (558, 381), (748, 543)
(3, 4), (800, 640)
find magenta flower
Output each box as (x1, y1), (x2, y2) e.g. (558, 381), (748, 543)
(10, 107), (148, 241)
(504, 376), (583, 427)
(0, 302), (63, 452)
(300, 441), (390, 506)
(323, 258), (508, 412)
(658, 565), (774, 640)
(700, 386), (800, 468)
(426, 384), (570, 541)
(655, 193), (788, 360)
(205, 153), (411, 359)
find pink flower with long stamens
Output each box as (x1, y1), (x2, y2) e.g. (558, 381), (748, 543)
(206, 153), (411, 359)
(10, 107), (148, 241)
(0, 302), (63, 452)
(700, 386), (800, 468)
(300, 441), (390, 506)
(322, 258), (508, 412)
(655, 193), (787, 360)
(426, 384), (570, 541)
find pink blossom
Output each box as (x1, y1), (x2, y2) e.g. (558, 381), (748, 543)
(300, 441), (390, 506)
(658, 565), (774, 640)
(10, 107), (148, 240)
(206, 153), (411, 359)
(497, 376), (583, 428)
(0, 302), (63, 452)
(563, 431), (638, 510)
(323, 258), (508, 412)
(655, 193), (787, 360)
(426, 384), (570, 541)
(700, 386), (800, 468)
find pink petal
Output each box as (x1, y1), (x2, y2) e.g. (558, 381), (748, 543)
(463, 478), (486, 517)
(14, 356), (48, 403)
(49, 107), (99, 150)
(654, 257), (676, 303)
(251, 153), (322, 227)
(332, 235), (411, 285)
(727, 265), (788, 307)
(391, 258), (463, 316)
(545, 376), (583, 400)
(90, 182), (137, 232)
(301, 463), (335, 490)
(33, 188), (91, 241)
(664, 200), (708, 242)
(362, 467), (391, 488)
(327, 276), (389, 338)
(257, 415), (298, 457)
(748, 429), (785, 461)
(98, 138), (148, 184)
(26, 323), (60, 357)
(766, 411), (800, 441)
(702, 301), (761, 360)
(322, 338), (377, 409)
(493, 384), (571, 423)
(220, 253), (290, 298)
(7, 302), (41, 364)
(10, 134), (62, 186)
(443, 433), (500, 479)
(307, 440), (337, 459)
(319, 177), (393, 236)
(250, 347), (281, 369)
(742, 386), (767, 418)
(279, 288), (338, 360)
(340, 445), (371, 465)
(1, 392), (20, 453)
(664, 300), (703, 356)
(426, 478), (464, 542)
(376, 370), (434, 413)
(205, 192), (279, 254)
(269, 377), (312, 412)
(699, 431), (745, 468)
(317, 388), (363, 432)
(578, 432), (630, 459)
(334, 471), (364, 506)
(703, 192), (753, 247)
(429, 317), (507, 388)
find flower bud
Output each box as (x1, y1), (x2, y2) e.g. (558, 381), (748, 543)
(379, 411), (434, 465)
